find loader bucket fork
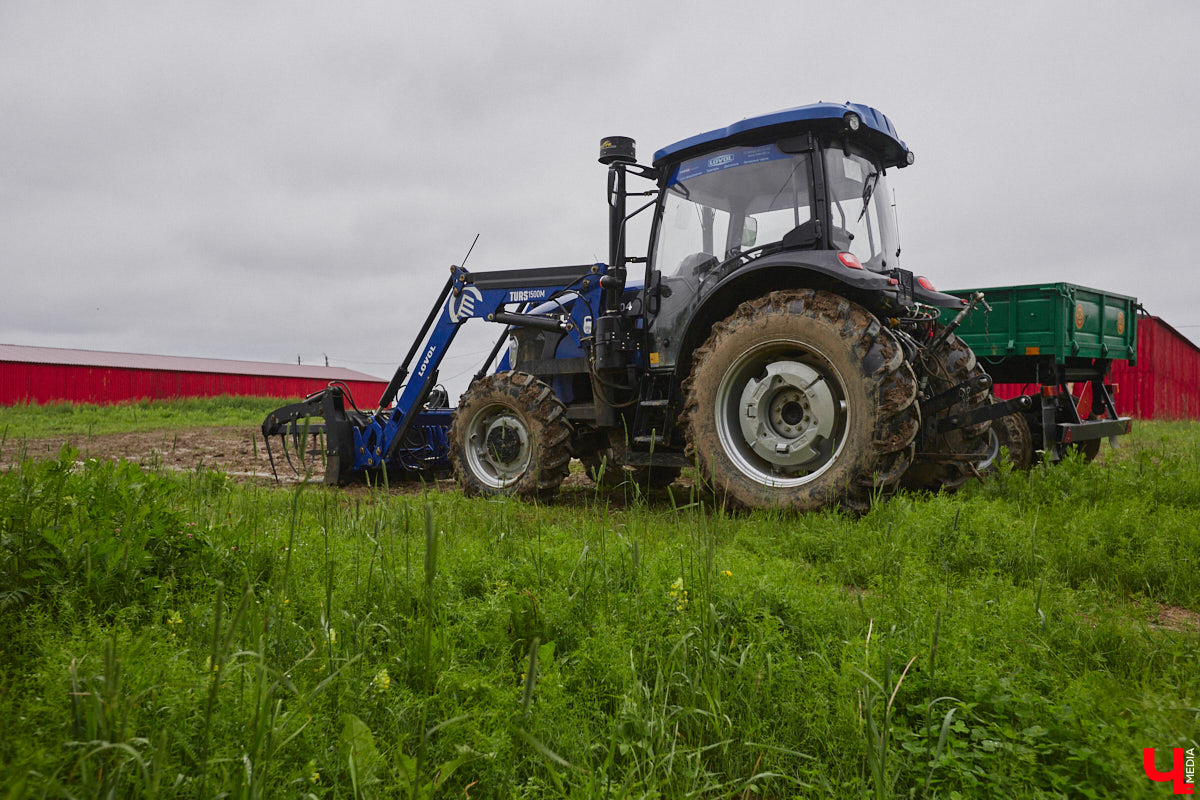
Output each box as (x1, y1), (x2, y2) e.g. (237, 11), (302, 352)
(261, 385), (357, 485)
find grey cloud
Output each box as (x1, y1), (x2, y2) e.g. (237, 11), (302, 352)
(2, 1), (1198, 389)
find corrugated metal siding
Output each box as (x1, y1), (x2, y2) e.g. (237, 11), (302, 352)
(0, 362), (387, 406)
(988, 317), (1200, 420)
(1109, 318), (1200, 420)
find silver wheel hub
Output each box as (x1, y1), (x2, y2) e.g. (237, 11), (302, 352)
(738, 361), (838, 467)
(465, 408), (531, 489)
(714, 341), (850, 488)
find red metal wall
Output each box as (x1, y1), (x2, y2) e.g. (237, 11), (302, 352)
(1109, 318), (1200, 420)
(991, 317), (1200, 420)
(0, 362), (387, 406)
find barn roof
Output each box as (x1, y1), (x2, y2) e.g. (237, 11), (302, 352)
(0, 343), (386, 382)
(1146, 316), (1200, 355)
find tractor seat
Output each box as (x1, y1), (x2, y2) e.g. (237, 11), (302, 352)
(678, 251), (719, 277)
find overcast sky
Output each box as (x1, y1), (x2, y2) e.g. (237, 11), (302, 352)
(2, 1), (1197, 390)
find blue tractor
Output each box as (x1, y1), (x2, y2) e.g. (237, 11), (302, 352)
(263, 102), (1003, 510)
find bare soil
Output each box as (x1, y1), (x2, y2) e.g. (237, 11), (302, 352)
(0, 426), (629, 496)
(3, 426), (313, 485)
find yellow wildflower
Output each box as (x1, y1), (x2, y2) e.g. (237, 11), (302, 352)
(668, 578), (689, 612)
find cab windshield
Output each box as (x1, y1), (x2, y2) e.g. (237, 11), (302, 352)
(653, 141), (901, 275)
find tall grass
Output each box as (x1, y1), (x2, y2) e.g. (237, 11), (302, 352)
(0, 419), (1197, 797)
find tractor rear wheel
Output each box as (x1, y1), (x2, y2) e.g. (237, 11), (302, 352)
(902, 329), (996, 491)
(450, 372), (572, 498)
(681, 289), (920, 512)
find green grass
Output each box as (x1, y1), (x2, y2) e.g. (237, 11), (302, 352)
(0, 408), (1197, 798)
(0, 396), (291, 438)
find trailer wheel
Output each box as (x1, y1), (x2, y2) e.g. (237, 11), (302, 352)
(1067, 434), (1102, 462)
(681, 289), (920, 511)
(450, 372), (572, 498)
(902, 329), (995, 491)
(991, 399), (1034, 470)
(580, 448), (681, 490)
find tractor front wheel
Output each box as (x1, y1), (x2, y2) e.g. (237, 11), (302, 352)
(681, 289), (920, 511)
(450, 372), (572, 498)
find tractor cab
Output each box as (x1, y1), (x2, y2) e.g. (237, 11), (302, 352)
(617, 103), (918, 373)
(648, 102), (912, 267)
(648, 103), (912, 278)
(652, 136), (903, 278)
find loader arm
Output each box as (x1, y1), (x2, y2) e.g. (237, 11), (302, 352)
(263, 261), (609, 483)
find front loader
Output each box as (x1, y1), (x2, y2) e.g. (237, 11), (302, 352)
(265, 102), (1017, 511)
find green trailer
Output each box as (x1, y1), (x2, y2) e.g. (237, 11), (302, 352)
(938, 283), (1137, 465)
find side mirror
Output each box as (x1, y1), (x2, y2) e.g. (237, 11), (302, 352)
(742, 217), (758, 248)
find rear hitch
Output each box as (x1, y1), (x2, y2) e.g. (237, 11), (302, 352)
(936, 393), (1033, 434)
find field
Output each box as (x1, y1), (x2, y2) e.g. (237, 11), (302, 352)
(1, 398), (1198, 798)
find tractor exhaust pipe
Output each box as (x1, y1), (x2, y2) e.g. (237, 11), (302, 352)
(600, 137), (636, 313)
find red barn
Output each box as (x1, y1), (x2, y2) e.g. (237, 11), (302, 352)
(1109, 317), (1200, 420)
(0, 344), (388, 406)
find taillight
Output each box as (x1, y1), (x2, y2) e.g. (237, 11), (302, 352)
(837, 252), (863, 270)
(917, 276), (937, 291)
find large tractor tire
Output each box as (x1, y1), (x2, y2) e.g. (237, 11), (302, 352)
(902, 329), (996, 491)
(579, 448), (681, 490)
(449, 372), (572, 498)
(680, 289), (920, 512)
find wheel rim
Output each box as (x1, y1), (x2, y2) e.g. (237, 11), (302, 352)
(463, 404), (532, 489)
(714, 340), (849, 488)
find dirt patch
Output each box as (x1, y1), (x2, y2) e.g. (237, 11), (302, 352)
(1154, 604), (1200, 634)
(0, 426), (693, 504)
(2, 426), (301, 485)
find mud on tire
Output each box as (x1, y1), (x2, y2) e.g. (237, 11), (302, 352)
(449, 372), (572, 498)
(902, 329), (995, 491)
(680, 289), (920, 512)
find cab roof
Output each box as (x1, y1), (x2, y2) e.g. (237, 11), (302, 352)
(652, 102), (912, 170)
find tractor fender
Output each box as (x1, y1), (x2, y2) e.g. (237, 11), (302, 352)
(659, 251), (900, 376)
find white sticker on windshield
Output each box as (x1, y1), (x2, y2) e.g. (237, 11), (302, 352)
(843, 158), (863, 182)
